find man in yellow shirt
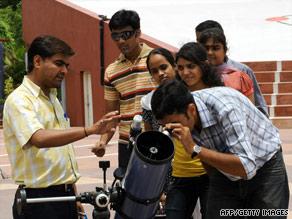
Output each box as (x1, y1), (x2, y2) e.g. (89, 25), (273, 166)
(3, 35), (120, 219)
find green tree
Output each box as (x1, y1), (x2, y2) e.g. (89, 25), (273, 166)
(3, 76), (14, 98)
(0, 0), (21, 10)
(0, 1), (25, 86)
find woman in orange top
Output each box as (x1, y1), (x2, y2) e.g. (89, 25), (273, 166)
(198, 27), (255, 103)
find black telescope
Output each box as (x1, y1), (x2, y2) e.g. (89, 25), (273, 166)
(16, 130), (174, 219)
(115, 130), (174, 219)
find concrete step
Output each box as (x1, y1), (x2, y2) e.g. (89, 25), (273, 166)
(268, 105), (292, 117)
(270, 117), (292, 129)
(254, 71), (292, 83)
(243, 60), (292, 72)
(280, 71), (292, 82)
(264, 93), (292, 105)
(259, 82), (292, 94)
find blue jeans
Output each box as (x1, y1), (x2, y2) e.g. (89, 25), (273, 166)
(165, 174), (209, 219)
(207, 151), (289, 219)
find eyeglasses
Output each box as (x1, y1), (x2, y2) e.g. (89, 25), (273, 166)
(111, 30), (137, 41)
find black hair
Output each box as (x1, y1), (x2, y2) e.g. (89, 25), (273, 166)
(195, 20), (223, 33)
(147, 47), (181, 80)
(175, 42), (224, 87)
(109, 9), (140, 31)
(146, 48), (175, 72)
(27, 35), (74, 72)
(198, 28), (228, 63)
(151, 80), (194, 120)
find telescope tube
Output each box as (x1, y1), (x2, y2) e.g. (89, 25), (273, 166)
(115, 131), (174, 219)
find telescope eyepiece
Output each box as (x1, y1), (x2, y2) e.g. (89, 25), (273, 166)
(162, 129), (173, 137)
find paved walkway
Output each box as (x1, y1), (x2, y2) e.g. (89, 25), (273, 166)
(1, 129), (291, 218)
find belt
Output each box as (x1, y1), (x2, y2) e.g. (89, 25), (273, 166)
(19, 184), (74, 192)
(260, 150), (281, 169)
(47, 184), (73, 192)
(271, 150), (281, 160)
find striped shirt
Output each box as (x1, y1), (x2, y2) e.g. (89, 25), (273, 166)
(104, 43), (156, 144)
(191, 87), (281, 181)
(3, 76), (80, 188)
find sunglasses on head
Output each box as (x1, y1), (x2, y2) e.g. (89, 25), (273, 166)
(111, 30), (137, 41)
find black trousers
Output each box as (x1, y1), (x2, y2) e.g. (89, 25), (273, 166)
(166, 174), (209, 219)
(13, 184), (78, 219)
(207, 151), (289, 219)
(119, 142), (131, 170)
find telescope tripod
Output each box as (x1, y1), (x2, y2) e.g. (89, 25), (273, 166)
(16, 161), (124, 219)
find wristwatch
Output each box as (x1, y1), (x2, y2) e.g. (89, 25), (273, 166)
(191, 145), (201, 159)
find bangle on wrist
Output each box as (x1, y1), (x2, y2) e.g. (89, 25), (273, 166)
(84, 127), (88, 137)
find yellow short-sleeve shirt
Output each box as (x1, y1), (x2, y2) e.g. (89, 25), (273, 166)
(3, 76), (80, 188)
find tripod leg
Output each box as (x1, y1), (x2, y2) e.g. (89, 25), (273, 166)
(92, 207), (110, 219)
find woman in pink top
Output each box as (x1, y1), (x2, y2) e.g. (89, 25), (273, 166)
(198, 27), (254, 103)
